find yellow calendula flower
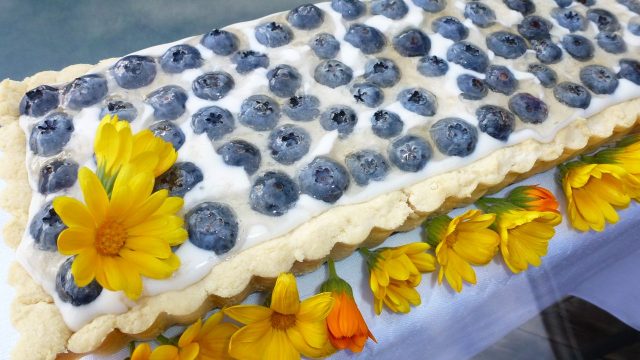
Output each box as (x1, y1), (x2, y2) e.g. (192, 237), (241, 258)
(423, 210), (500, 292)
(587, 135), (640, 200)
(53, 165), (187, 299)
(225, 273), (335, 360)
(506, 185), (560, 213)
(178, 312), (238, 360)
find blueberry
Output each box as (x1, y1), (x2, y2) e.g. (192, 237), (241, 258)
(351, 83), (384, 108)
(154, 162), (204, 197)
(412, 0), (447, 12)
(576, 0), (595, 5)
(364, 58), (401, 88)
(562, 34), (594, 61)
(629, 17), (640, 35)
(596, 32), (626, 54)
(554, 0), (573, 6)
(553, 82), (592, 109)
(503, 0), (535, 15)
(159, 45), (203, 73)
(551, 8), (586, 32)
(250, 171), (299, 216)
(397, 88), (437, 116)
(186, 202), (238, 254)
(517, 15), (552, 40)
(346, 150), (390, 186)
(418, 55), (449, 77)
(191, 106), (235, 140)
(38, 158), (78, 194)
(231, 50), (269, 74)
(392, 29), (431, 57)
(255, 22), (293, 48)
(267, 65), (302, 98)
(580, 65), (618, 95)
(111, 55), (157, 89)
(371, 0), (409, 20)
(430, 118), (478, 157)
(217, 140), (261, 174)
(29, 112), (74, 157)
(314, 60), (354, 88)
(310, 33), (341, 59)
(485, 65), (519, 95)
(464, 1), (496, 28)
(100, 98), (137, 121)
(508, 93), (549, 123)
(457, 75), (488, 100)
(587, 9), (620, 32)
(145, 86), (188, 121)
(192, 72), (235, 101)
(618, 0), (640, 14)
(19, 85), (60, 117)
(531, 39), (563, 64)
(239, 95), (280, 131)
(283, 95), (320, 121)
(298, 156), (350, 203)
(618, 59), (640, 85)
(331, 0), (366, 20)
(320, 106), (358, 136)
(287, 4), (324, 30)
(268, 124), (311, 165)
(30, 201), (66, 251)
(344, 24), (387, 55)
(486, 31), (527, 59)
(432, 16), (468, 42)
(371, 110), (404, 138)
(62, 74), (108, 110)
(388, 135), (432, 172)
(201, 29), (239, 56)
(149, 120), (185, 150)
(476, 105), (516, 141)
(446, 41), (489, 73)
(56, 257), (102, 306)
(527, 63), (558, 88)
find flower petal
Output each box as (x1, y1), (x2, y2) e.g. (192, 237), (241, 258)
(78, 167), (109, 224)
(270, 273), (301, 315)
(224, 305), (272, 325)
(57, 228), (93, 255)
(149, 345), (179, 360)
(124, 236), (172, 258)
(70, 250), (98, 287)
(297, 293), (334, 322)
(53, 197), (96, 230)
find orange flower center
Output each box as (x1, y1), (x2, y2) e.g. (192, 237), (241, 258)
(95, 220), (127, 256)
(270, 312), (297, 330)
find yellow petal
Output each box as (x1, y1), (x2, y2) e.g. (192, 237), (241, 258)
(57, 228), (93, 255)
(122, 190), (169, 228)
(78, 167), (109, 224)
(292, 319), (329, 349)
(179, 343), (199, 360)
(265, 330), (299, 360)
(70, 250), (98, 287)
(270, 273), (301, 315)
(287, 325), (334, 358)
(131, 343), (152, 360)
(224, 305), (272, 325)
(150, 345), (179, 360)
(178, 319), (202, 347)
(297, 293), (334, 322)
(53, 197), (96, 230)
(124, 236), (172, 258)
(228, 321), (272, 360)
(120, 249), (180, 279)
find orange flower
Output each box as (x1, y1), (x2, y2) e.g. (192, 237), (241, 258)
(506, 185), (559, 213)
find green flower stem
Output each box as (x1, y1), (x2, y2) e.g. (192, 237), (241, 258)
(321, 259), (353, 295)
(128, 341), (135, 356)
(475, 197), (517, 214)
(156, 334), (176, 345)
(423, 215), (451, 248)
(327, 258), (338, 279)
(359, 247), (380, 271)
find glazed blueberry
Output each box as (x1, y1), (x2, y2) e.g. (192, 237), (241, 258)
(371, 0), (409, 19)
(555, 0), (573, 6)
(160, 45), (203, 73)
(283, 95), (320, 121)
(351, 83), (384, 108)
(618, 59), (640, 85)
(310, 33), (341, 59)
(29, 201), (66, 251)
(100, 98), (137, 121)
(239, 95), (281, 131)
(580, 65), (619, 94)
(397, 88), (437, 116)
(417, 55), (449, 77)
(320, 106), (358, 136)
(457, 75), (488, 100)
(446, 41), (489, 73)
(19, 85), (59, 117)
(393, 29), (431, 57)
(191, 106), (235, 140)
(192, 71), (235, 101)
(388, 135), (432, 172)
(618, 0), (640, 14)
(38, 159), (78, 194)
(62, 74), (108, 109)
(554, 82), (592, 109)
(346, 150), (390, 186)
(596, 32), (627, 54)
(268, 124), (311, 165)
(314, 60), (354, 88)
(217, 140), (261, 174)
(551, 8), (586, 32)
(331, 0), (366, 20)
(527, 64), (558, 88)
(29, 112), (74, 157)
(371, 110), (404, 138)
(587, 9), (620, 32)
(508, 93), (549, 123)
(344, 24), (387, 54)
(364, 58), (401, 87)
(231, 50), (269, 74)
(298, 156), (350, 203)
(255, 22), (293, 48)
(412, 0), (447, 12)
(430, 118), (478, 157)
(145, 86), (188, 121)
(485, 65), (519, 95)
(154, 162), (204, 197)
(267, 64), (302, 98)
(201, 29), (239, 56)
(149, 120), (185, 150)
(476, 105), (516, 141)
(531, 39), (563, 64)
(250, 171), (299, 216)
(629, 17), (640, 35)
(562, 34), (595, 61)
(517, 15), (552, 40)
(464, 1), (496, 28)
(56, 257), (102, 306)
(111, 55), (157, 89)
(504, 0), (535, 15)
(432, 16), (468, 41)
(287, 4), (324, 30)
(186, 202), (238, 254)
(486, 31), (527, 59)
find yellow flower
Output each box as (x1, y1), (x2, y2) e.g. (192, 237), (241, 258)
(178, 312), (238, 360)
(225, 273), (335, 360)
(53, 165), (187, 299)
(130, 342), (196, 360)
(424, 210), (499, 292)
(506, 185), (560, 213)
(590, 135), (640, 200)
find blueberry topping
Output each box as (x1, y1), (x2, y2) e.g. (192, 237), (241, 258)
(554, 0), (573, 7)
(38, 158), (78, 194)
(268, 124), (311, 165)
(231, 50), (269, 74)
(217, 140), (261, 175)
(508, 93), (549, 123)
(393, 29), (431, 57)
(255, 22), (293, 48)
(192, 72), (235, 101)
(484, 65), (519, 95)
(62, 74), (108, 110)
(320, 106), (358, 136)
(388, 135), (432, 172)
(310, 33), (341, 59)
(145, 86), (188, 121)
(397, 88), (437, 116)
(412, 0), (447, 12)
(464, 1), (496, 28)
(562, 34), (595, 61)
(331, 0), (366, 20)
(56, 257), (102, 306)
(283, 95), (320, 121)
(580, 65), (618, 95)
(364, 58), (401, 88)
(457, 75), (488, 100)
(30, 201), (66, 251)
(430, 117), (478, 157)
(159, 45), (203, 74)
(111, 55), (157, 89)
(351, 83), (384, 108)
(418, 56), (449, 77)
(371, 0), (409, 19)
(298, 156), (350, 203)
(503, 0), (535, 15)
(629, 17), (640, 35)
(577, 0), (595, 5)
(346, 150), (390, 186)
(527, 64), (558, 88)
(517, 15), (552, 40)
(267, 65), (302, 98)
(314, 60), (354, 88)
(19, 85), (60, 117)
(596, 32), (626, 54)
(186, 202), (238, 254)
(100, 98), (137, 121)
(239, 95), (281, 131)
(486, 31), (527, 59)
(587, 9), (620, 32)
(191, 106), (235, 140)
(531, 39), (563, 64)
(446, 41), (489, 73)
(476, 105), (516, 141)
(29, 112), (74, 157)
(344, 24), (387, 54)
(371, 110), (404, 138)
(250, 171), (299, 216)
(618, 59), (640, 85)
(551, 8), (586, 32)
(553, 82), (592, 109)
(432, 16), (468, 41)
(201, 29), (239, 56)
(287, 4), (324, 30)
(154, 162), (204, 197)
(149, 120), (185, 150)
(618, 0), (640, 14)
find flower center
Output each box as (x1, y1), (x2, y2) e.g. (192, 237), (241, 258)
(95, 220), (127, 256)
(270, 312), (297, 330)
